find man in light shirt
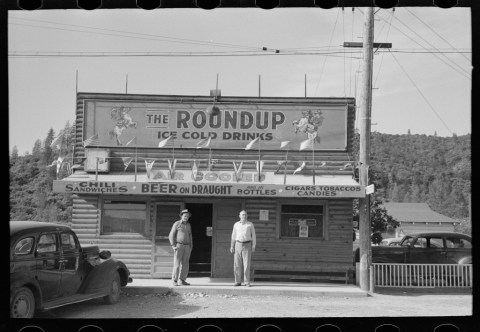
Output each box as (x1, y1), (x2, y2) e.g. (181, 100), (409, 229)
(230, 210), (256, 287)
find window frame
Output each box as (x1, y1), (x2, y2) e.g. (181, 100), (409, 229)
(100, 197), (149, 235)
(276, 200), (328, 240)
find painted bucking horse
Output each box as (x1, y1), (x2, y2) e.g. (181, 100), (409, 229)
(292, 110), (324, 142)
(109, 106), (137, 145)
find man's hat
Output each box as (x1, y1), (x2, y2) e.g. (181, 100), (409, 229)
(179, 209), (191, 217)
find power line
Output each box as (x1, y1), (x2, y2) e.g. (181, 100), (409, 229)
(388, 49), (453, 135)
(375, 11), (471, 79)
(405, 8), (471, 64)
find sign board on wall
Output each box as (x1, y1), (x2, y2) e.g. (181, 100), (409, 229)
(83, 100), (348, 150)
(53, 180), (365, 198)
(259, 210), (269, 221)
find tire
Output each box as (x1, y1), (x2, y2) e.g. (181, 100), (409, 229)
(104, 273), (121, 304)
(11, 287), (35, 318)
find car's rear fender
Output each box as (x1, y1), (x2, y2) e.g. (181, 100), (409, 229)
(458, 257), (472, 264)
(10, 277), (43, 310)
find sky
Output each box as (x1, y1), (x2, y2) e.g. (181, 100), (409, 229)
(8, 7), (471, 155)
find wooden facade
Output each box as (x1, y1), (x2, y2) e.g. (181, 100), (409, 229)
(55, 92), (363, 282)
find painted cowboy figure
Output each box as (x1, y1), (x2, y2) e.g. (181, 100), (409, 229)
(169, 209), (193, 286)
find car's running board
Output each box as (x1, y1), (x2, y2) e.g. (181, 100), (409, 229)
(41, 292), (107, 310)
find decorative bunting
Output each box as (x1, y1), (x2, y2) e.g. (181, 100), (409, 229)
(56, 156), (65, 175)
(299, 138), (314, 151)
(83, 134), (99, 147)
(158, 135), (173, 148)
(168, 159), (177, 179)
(245, 137), (260, 150)
(191, 160), (199, 180)
(340, 163), (352, 170)
(293, 161), (306, 174)
(275, 160), (287, 172)
(122, 157), (133, 171)
(50, 129), (65, 148)
(255, 160), (264, 182)
(319, 161), (326, 167)
(125, 136), (137, 146)
(232, 161), (243, 182)
(280, 141), (291, 149)
(145, 159), (155, 179)
(196, 136), (212, 149)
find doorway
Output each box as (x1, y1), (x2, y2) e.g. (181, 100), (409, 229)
(185, 203), (213, 276)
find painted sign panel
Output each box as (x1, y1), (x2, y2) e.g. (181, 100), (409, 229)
(53, 180), (365, 198)
(288, 218), (317, 226)
(83, 100), (348, 150)
(299, 225), (309, 238)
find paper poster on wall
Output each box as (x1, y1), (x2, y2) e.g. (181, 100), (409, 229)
(259, 209), (269, 221)
(299, 225), (309, 238)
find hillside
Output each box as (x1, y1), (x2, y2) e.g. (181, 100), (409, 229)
(10, 129), (471, 224)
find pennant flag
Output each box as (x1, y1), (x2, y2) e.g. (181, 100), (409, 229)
(125, 136), (137, 146)
(158, 135), (173, 148)
(232, 161), (243, 181)
(97, 157), (106, 164)
(319, 161), (326, 167)
(65, 162), (72, 176)
(83, 134), (99, 147)
(168, 159), (177, 178)
(122, 157), (133, 171)
(56, 156), (65, 175)
(299, 138), (314, 151)
(245, 137), (260, 150)
(340, 163), (352, 170)
(255, 160), (264, 174)
(275, 160), (287, 173)
(191, 160), (199, 180)
(255, 160), (264, 181)
(50, 129), (65, 148)
(280, 141), (291, 149)
(196, 136), (212, 149)
(293, 161), (306, 174)
(145, 159), (155, 179)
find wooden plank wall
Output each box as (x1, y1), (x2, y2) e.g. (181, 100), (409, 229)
(247, 198), (354, 274)
(71, 194), (153, 279)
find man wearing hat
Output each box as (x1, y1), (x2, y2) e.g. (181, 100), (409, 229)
(168, 209), (193, 286)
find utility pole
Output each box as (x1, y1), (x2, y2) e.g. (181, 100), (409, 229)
(344, 7), (391, 291)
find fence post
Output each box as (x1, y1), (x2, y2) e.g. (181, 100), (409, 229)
(369, 265), (375, 293)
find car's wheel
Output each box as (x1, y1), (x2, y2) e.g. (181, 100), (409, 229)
(104, 273), (121, 304)
(11, 287), (35, 318)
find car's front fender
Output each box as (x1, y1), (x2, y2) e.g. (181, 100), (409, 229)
(79, 259), (125, 294)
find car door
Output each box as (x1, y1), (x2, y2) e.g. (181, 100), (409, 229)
(406, 236), (446, 264)
(444, 236), (472, 264)
(58, 231), (83, 297)
(35, 232), (62, 301)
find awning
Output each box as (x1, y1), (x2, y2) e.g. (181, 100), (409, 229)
(53, 170), (365, 198)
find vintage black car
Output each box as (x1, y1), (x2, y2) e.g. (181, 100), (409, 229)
(354, 231), (472, 264)
(10, 221), (132, 318)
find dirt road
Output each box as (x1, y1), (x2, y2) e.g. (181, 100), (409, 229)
(36, 289), (472, 318)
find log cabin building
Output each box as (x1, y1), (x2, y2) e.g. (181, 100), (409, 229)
(53, 92), (364, 283)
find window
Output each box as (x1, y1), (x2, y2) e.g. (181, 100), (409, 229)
(60, 232), (78, 250)
(14, 237), (34, 255)
(446, 237), (471, 248)
(102, 200), (147, 234)
(280, 204), (324, 238)
(37, 233), (58, 253)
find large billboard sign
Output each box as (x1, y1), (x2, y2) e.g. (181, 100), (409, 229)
(83, 99), (349, 150)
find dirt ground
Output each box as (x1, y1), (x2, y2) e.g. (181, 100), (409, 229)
(36, 289), (472, 319)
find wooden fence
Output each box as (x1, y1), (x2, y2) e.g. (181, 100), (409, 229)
(371, 263), (472, 288)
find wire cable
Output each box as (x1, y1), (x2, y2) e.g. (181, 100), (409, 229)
(388, 49), (453, 135)
(405, 8), (470, 63)
(314, 8), (341, 96)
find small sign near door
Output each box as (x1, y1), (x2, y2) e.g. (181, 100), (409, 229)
(206, 227), (213, 237)
(299, 225), (309, 237)
(259, 209), (269, 221)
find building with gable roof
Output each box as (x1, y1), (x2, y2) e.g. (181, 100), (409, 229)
(383, 202), (457, 237)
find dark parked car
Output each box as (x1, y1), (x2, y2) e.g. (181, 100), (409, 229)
(10, 221), (132, 318)
(354, 231), (472, 264)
